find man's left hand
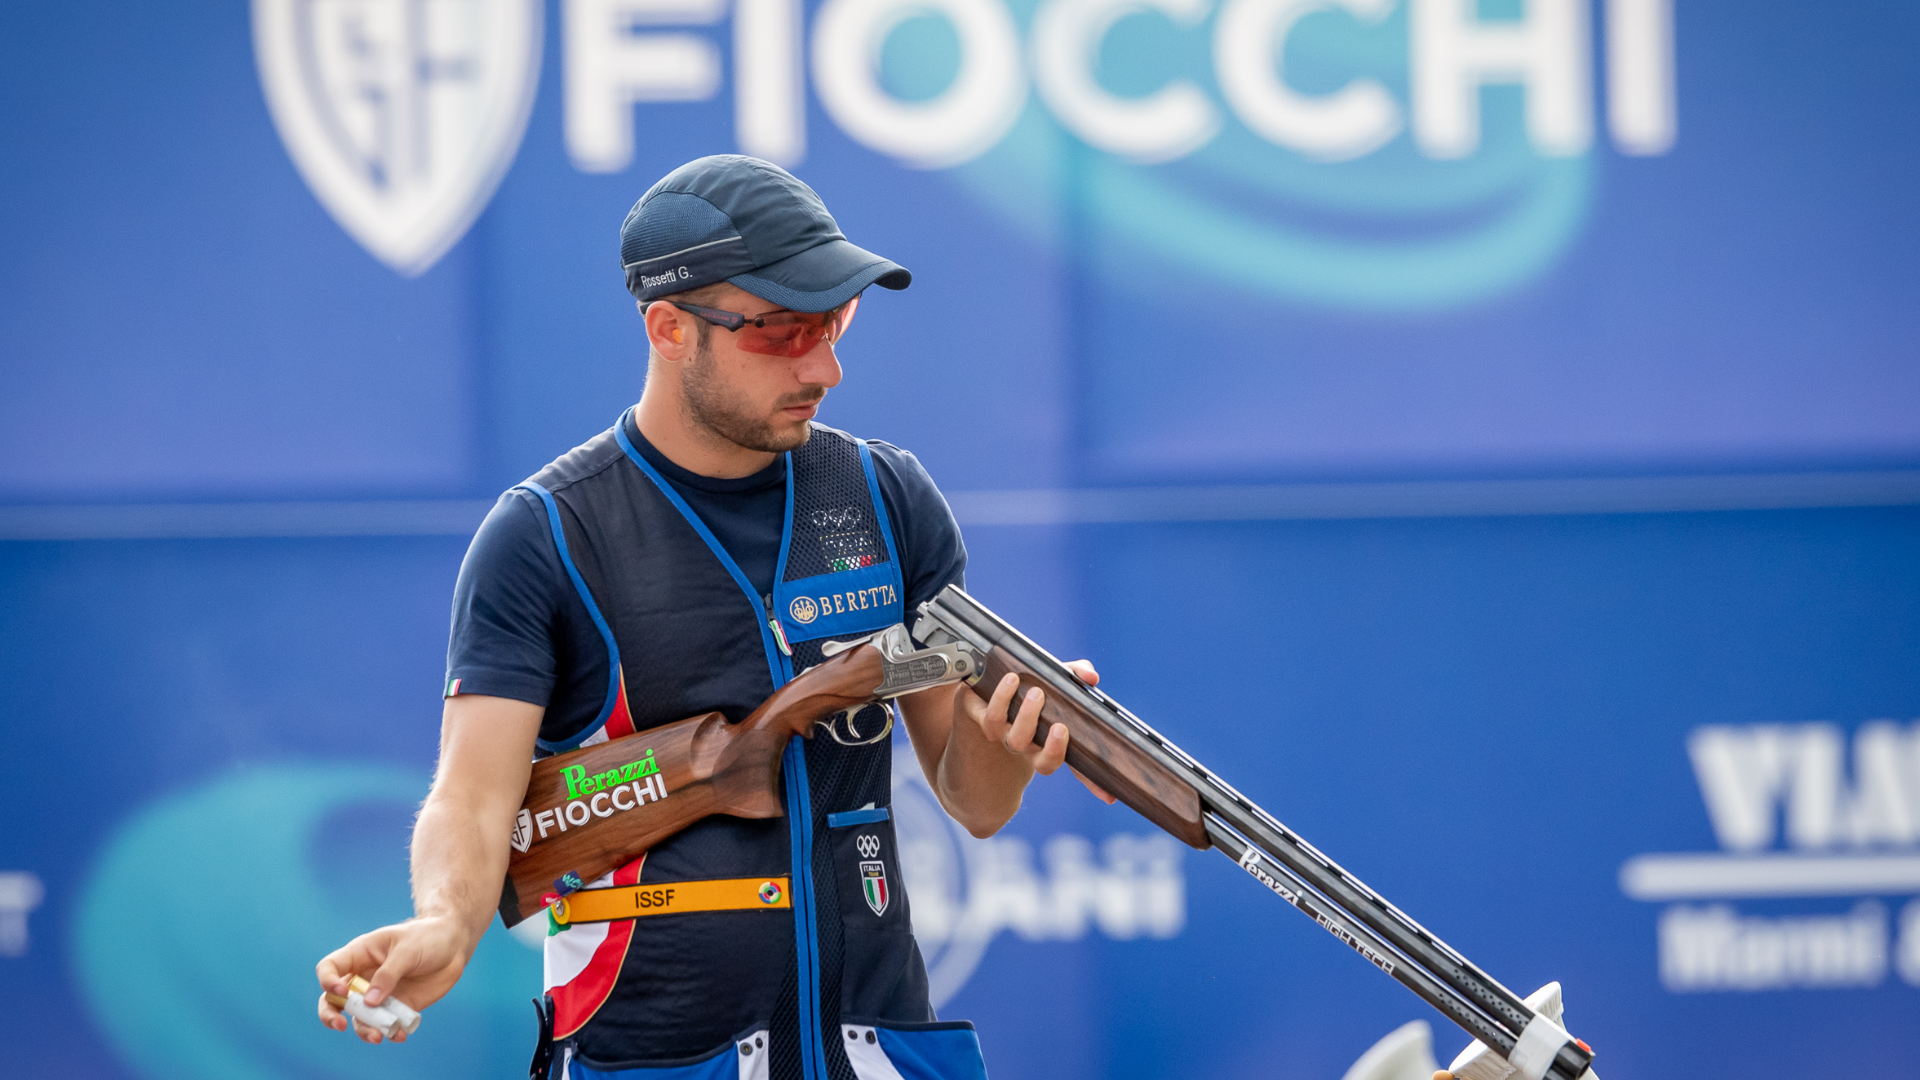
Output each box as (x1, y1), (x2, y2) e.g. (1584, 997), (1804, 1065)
(958, 660), (1117, 803)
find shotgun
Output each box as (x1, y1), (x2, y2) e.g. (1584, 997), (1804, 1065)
(497, 625), (975, 926)
(499, 587), (1597, 1080)
(911, 585), (1597, 1080)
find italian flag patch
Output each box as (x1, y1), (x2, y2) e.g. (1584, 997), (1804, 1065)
(860, 860), (889, 916)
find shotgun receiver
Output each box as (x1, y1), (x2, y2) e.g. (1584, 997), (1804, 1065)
(912, 586), (1598, 1080)
(497, 625), (975, 926)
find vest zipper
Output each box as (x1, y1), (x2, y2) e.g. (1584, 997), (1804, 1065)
(765, 593), (793, 657)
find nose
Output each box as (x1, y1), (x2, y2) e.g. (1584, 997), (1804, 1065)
(795, 339), (842, 389)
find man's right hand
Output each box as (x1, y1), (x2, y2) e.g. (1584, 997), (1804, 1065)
(313, 692), (544, 1044)
(315, 914), (472, 1044)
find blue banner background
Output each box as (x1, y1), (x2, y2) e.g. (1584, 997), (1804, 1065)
(3, 1), (1918, 1078)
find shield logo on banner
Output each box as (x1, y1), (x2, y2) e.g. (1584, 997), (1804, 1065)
(509, 808), (533, 853)
(860, 860), (889, 916)
(251, 0), (543, 276)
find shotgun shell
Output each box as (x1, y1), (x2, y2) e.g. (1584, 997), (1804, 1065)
(326, 974), (422, 1040)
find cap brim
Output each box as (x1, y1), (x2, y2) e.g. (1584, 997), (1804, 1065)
(729, 238), (911, 312)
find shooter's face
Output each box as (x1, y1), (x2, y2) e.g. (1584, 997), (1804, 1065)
(679, 283), (843, 455)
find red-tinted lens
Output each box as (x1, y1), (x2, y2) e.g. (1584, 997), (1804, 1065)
(735, 298), (859, 358)
(829, 294), (859, 341)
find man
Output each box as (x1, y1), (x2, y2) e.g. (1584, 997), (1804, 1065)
(315, 155), (1105, 1078)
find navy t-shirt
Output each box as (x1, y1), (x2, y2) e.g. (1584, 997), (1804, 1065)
(445, 416), (967, 746)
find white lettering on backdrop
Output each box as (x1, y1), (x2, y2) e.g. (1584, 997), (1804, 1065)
(1622, 721), (1920, 993)
(261, 0), (1675, 270)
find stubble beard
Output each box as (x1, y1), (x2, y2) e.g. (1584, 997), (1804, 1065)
(681, 341), (823, 454)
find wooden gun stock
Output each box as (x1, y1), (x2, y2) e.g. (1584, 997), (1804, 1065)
(498, 643), (887, 926)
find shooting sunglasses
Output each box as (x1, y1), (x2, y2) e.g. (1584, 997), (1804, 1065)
(653, 295), (860, 359)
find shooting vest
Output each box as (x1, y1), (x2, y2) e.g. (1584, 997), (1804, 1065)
(517, 411), (984, 1080)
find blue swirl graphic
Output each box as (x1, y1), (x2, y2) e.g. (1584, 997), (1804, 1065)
(73, 763), (540, 1080)
(884, 2), (1592, 311)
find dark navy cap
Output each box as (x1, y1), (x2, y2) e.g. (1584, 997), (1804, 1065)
(620, 155), (910, 312)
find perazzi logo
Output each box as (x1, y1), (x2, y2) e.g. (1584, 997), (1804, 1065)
(522, 753), (671, 847)
(1234, 844), (1391, 974)
(564, 751), (659, 800)
(1236, 846), (1298, 903)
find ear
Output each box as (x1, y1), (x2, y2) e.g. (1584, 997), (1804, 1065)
(642, 301), (694, 362)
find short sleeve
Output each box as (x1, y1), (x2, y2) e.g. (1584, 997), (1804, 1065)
(445, 490), (566, 707)
(865, 441), (967, 615)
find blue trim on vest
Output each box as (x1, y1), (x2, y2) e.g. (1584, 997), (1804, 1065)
(771, 452), (825, 1080)
(785, 737), (828, 1080)
(857, 440), (904, 569)
(872, 1024), (990, 1080)
(771, 451), (799, 683)
(613, 419), (785, 690)
(826, 807), (891, 828)
(518, 482), (623, 753)
(612, 412), (826, 1080)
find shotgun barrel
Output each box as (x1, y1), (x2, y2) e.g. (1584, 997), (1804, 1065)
(912, 585), (1596, 1080)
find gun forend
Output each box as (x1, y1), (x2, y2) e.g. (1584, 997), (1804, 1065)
(913, 587), (1209, 849)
